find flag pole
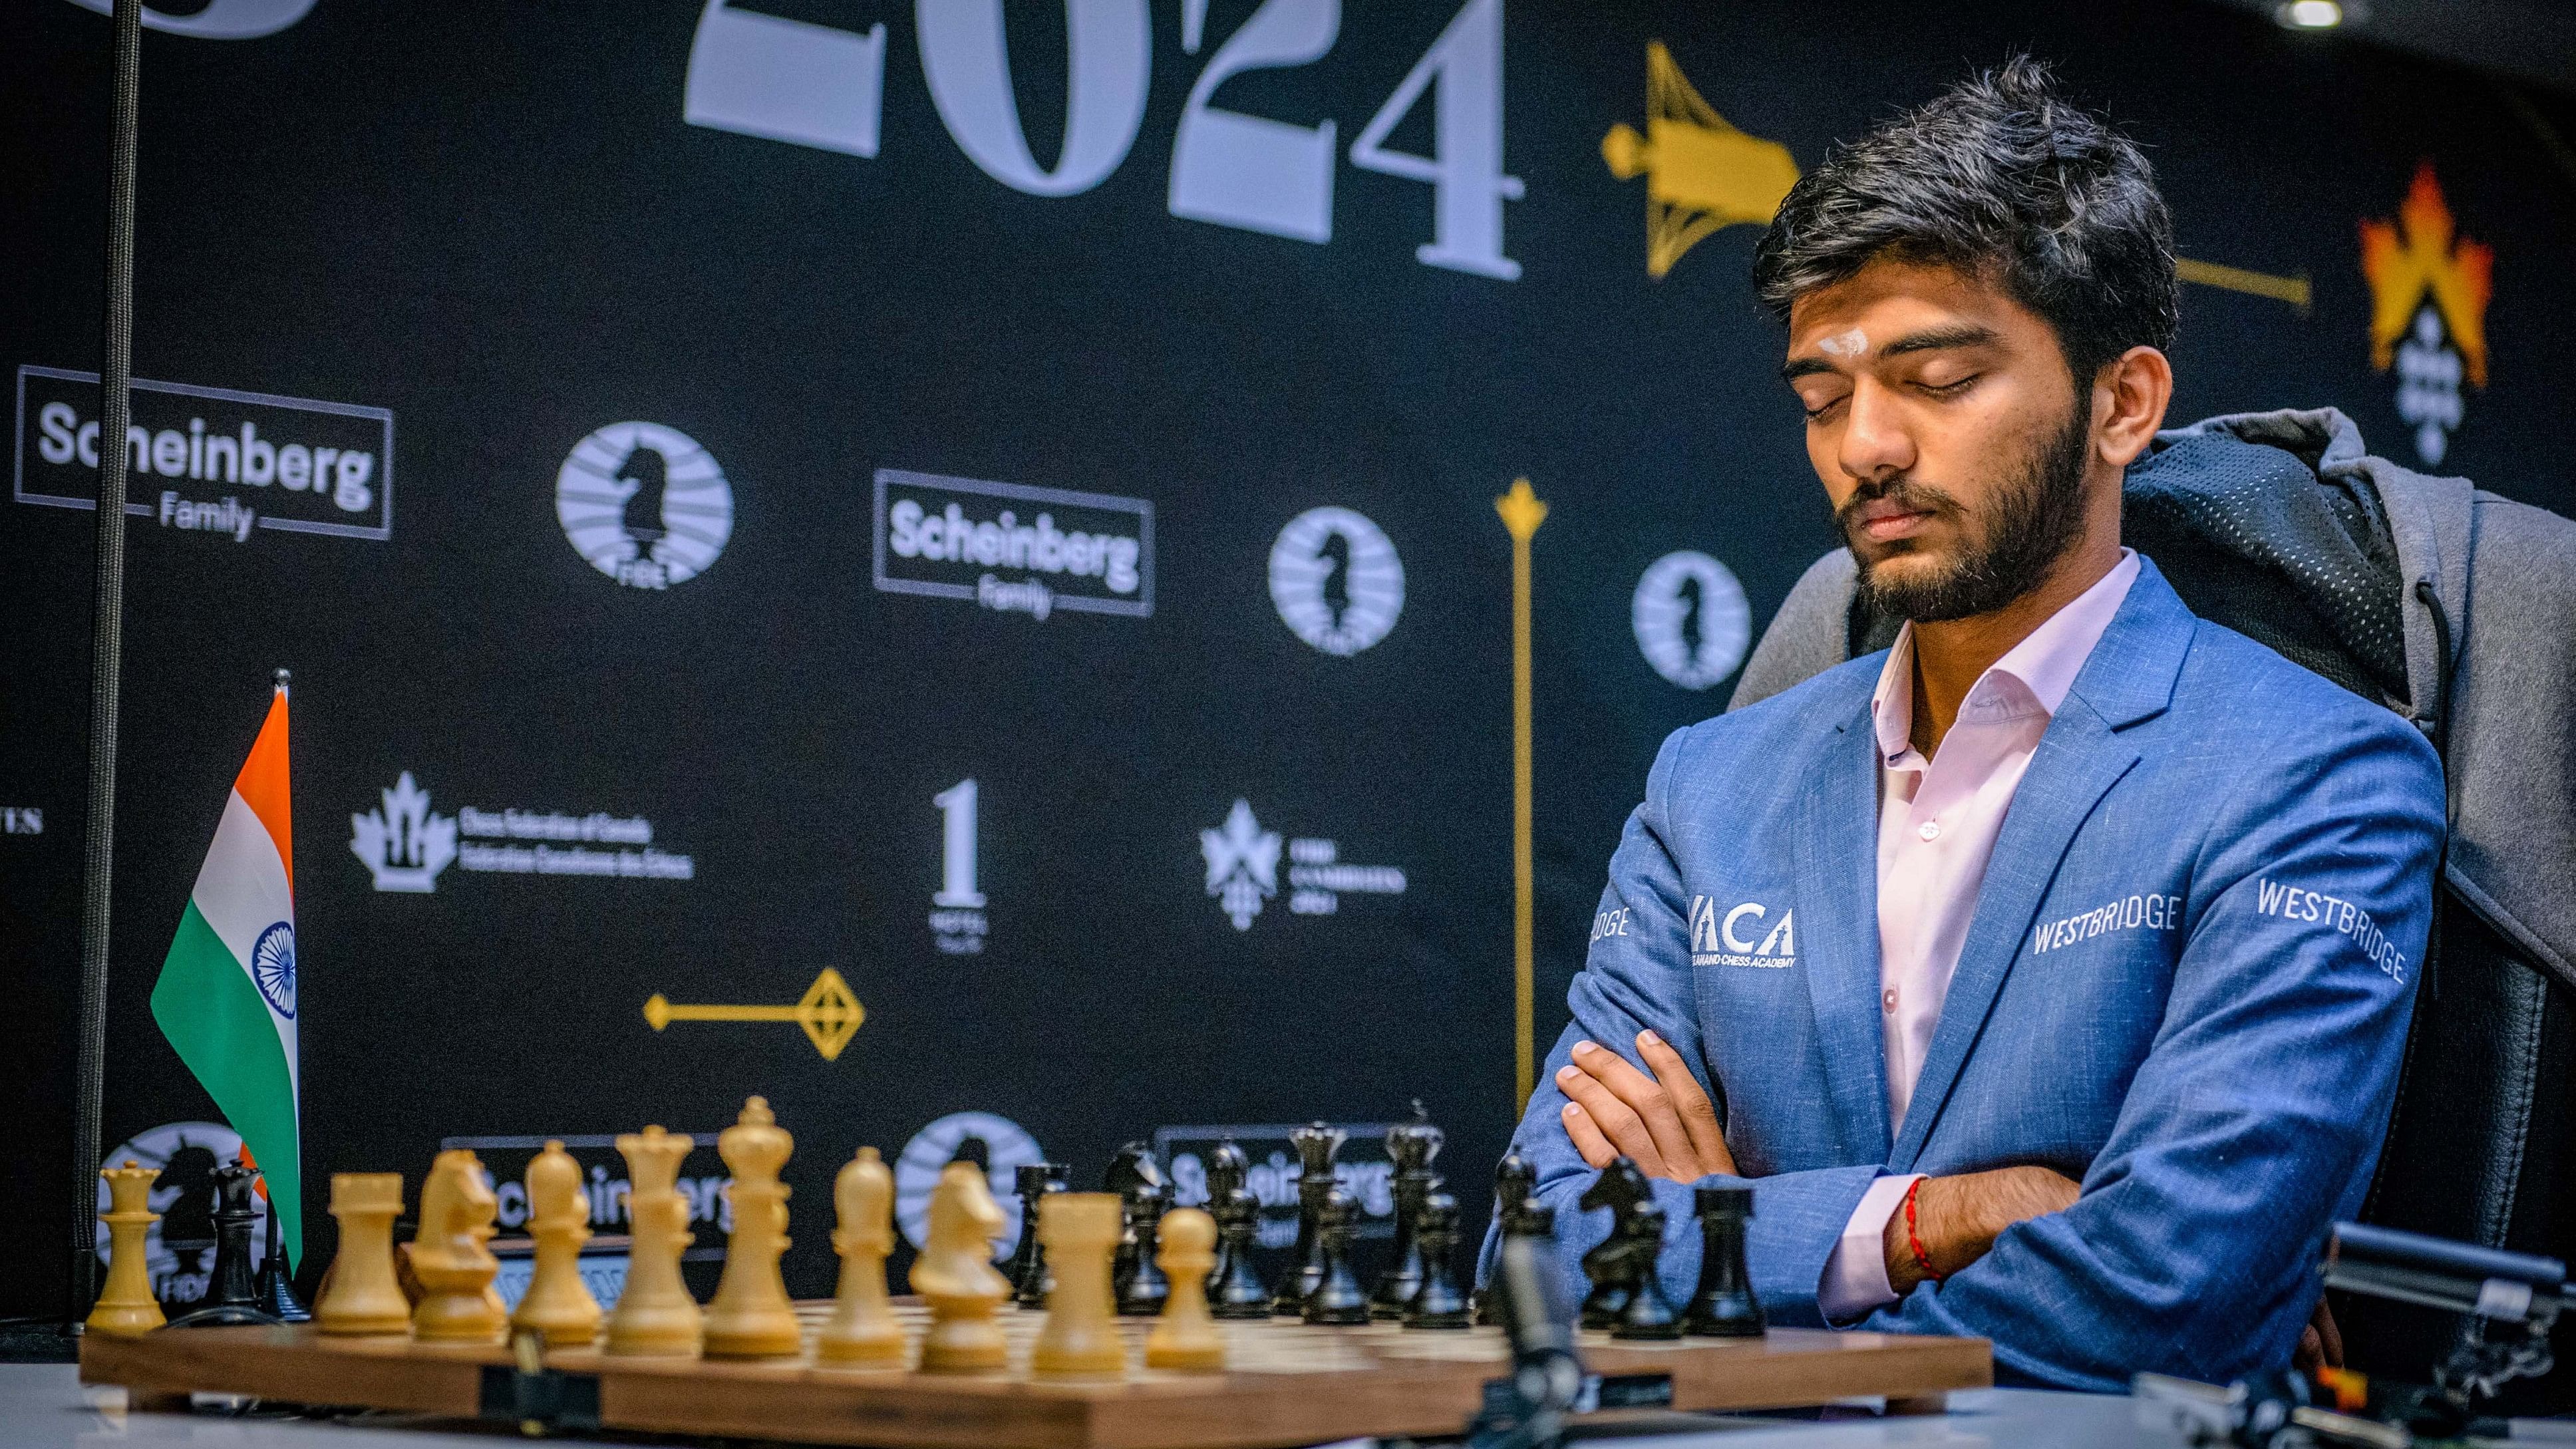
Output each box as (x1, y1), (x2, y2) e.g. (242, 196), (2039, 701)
(69, 0), (144, 1333)
(1494, 479), (1547, 1112)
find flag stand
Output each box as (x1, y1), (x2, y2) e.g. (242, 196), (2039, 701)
(69, 0), (145, 1335)
(257, 1175), (310, 1323)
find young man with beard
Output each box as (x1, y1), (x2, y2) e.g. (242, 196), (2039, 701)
(1498, 60), (2445, 1388)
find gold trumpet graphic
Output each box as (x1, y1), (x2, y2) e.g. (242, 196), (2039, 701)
(1602, 43), (1800, 279)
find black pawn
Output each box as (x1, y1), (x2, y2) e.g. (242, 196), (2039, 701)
(1116, 1186), (1170, 1315)
(168, 1160), (275, 1327)
(1106, 1142), (1166, 1308)
(1206, 1142), (1270, 1320)
(1371, 1104), (1444, 1319)
(1476, 1150), (1542, 1326)
(1301, 1189), (1370, 1325)
(1609, 1204), (1683, 1341)
(1403, 1191), (1470, 1330)
(1108, 1146), (1171, 1316)
(1685, 1186), (1765, 1337)
(1009, 1162), (1067, 1309)
(1273, 1122), (1346, 1315)
(1577, 1157), (1653, 1331)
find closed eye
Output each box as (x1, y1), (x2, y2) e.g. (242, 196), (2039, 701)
(1916, 375), (1979, 399)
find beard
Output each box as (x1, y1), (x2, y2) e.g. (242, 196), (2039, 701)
(1839, 402), (2094, 624)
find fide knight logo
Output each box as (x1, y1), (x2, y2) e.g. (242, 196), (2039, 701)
(2361, 163), (2493, 468)
(94, 1121), (254, 1307)
(892, 1112), (1045, 1257)
(350, 772), (458, 893)
(556, 422), (734, 589)
(1201, 799), (1282, 931)
(1269, 507), (1404, 657)
(1632, 551), (1752, 691)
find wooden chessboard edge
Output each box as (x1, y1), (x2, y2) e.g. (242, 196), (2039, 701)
(79, 1317), (1995, 1449)
(80, 1327), (480, 1414)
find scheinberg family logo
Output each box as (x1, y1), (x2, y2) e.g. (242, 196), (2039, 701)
(18, 367), (391, 543)
(874, 468), (1151, 621)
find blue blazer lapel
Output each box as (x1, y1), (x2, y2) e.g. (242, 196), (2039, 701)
(1793, 700), (1892, 1163)
(1886, 562), (2197, 1171)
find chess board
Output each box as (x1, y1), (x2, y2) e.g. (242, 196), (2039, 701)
(81, 1301), (1991, 1449)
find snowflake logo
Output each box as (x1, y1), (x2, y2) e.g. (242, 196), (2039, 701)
(1200, 799), (1281, 932)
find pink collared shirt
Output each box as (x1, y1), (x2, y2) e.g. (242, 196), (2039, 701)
(1817, 549), (2140, 1321)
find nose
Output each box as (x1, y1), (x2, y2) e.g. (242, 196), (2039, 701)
(1836, 379), (1916, 488)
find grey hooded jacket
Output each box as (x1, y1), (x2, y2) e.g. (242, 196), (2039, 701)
(1728, 407), (2575, 992)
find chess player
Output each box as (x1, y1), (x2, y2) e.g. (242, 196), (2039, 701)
(1495, 59), (2444, 1388)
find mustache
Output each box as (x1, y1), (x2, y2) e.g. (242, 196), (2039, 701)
(1834, 476), (1963, 534)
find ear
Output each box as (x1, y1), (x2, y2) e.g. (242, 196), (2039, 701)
(2092, 345), (2174, 469)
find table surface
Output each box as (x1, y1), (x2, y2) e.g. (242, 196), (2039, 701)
(3, 1363), (2180, 1449)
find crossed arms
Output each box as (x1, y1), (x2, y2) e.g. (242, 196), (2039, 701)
(1501, 708), (2440, 1388)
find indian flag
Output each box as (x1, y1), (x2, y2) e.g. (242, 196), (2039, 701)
(150, 678), (301, 1267)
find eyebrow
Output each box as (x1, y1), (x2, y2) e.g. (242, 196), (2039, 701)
(1879, 323), (2002, 358)
(1778, 322), (2005, 382)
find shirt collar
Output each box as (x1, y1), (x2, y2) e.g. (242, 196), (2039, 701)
(1869, 549), (2141, 765)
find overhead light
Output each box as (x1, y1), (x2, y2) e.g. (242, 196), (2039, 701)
(2277, 0), (2344, 28)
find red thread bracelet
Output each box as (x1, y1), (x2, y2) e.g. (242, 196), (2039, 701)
(1903, 1178), (1943, 1285)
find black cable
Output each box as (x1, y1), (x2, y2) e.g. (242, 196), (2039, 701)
(2411, 579), (2457, 1005)
(70, 0), (144, 1333)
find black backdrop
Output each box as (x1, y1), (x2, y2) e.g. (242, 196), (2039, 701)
(5, 0), (2573, 1317)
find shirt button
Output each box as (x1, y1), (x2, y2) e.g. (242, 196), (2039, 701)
(1882, 988), (1898, 1013)
(1917, 820), (1941, 842)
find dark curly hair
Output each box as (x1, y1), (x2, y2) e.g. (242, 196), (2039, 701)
(1750, 57), (2177, 384)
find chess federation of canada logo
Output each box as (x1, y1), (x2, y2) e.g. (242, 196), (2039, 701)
(2361, 162), (2494, 468)
(353, 772), (693, 889)
(250, 921), (296, 1019)
(893, 1112), (1044, 1256)
(556, 422), (734, 589)
(94, 1121), (255, 1306)
(350, 771), (458, 893)
(1601, 42), (1800, 278)
(1633, 550), (1751, 690)
(1200, 799), (1406, 933)
(1269, 507), (1404, 656)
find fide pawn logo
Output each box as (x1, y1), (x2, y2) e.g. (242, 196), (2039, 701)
(2361, 163), (2494, 468)
(1269, 508), (1403, 657)
(556, 422), (734, 589)
(1632, 552), (1751, 691)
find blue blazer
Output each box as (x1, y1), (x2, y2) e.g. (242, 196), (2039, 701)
(1491, 560), (2444, 1389)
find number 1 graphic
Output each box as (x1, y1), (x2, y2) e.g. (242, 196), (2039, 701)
(933, 779), (986, 908)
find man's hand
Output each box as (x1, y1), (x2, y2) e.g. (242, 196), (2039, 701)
(1553, 1031), (1738, 1182)
(2294, 1297), (2343, 1374)
(1884, 1166), (2080, 1293)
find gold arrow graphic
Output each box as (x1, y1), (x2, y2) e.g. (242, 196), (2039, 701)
(643, 968), (865, 1061)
